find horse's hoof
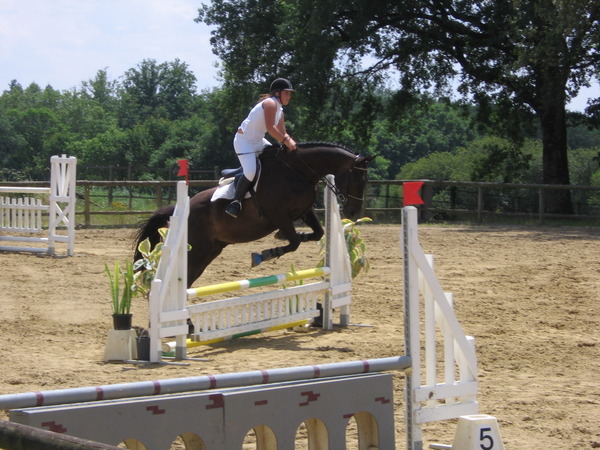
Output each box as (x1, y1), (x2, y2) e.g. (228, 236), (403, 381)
(187, 319), (195, 335)
(251, 252), (263, 267)
(312, 303), (324, 328)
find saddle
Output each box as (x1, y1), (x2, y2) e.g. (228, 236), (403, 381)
(220, 167), (243, 179)
(212, 161), (261, 203)
(221, 148), (278, 178)
(219, 155), (264, 190)
(216, 146), (279, 196)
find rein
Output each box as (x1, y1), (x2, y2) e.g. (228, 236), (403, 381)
(321, 174), (346, 203)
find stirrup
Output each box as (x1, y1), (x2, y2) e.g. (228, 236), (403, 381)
(226, 200), (242, 218)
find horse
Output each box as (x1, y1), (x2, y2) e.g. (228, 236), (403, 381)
(134, 142), (375, 287)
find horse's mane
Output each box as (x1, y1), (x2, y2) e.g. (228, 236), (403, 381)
(261, 141), (356, 155)
(298, 141), (355, 154)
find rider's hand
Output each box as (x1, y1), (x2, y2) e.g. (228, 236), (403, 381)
(285, 136), (297, 151)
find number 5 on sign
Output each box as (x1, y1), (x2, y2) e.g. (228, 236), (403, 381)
(452, 415), (505, 450)
(479, 427), (494, 449)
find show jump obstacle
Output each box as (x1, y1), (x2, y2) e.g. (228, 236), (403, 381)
(149, 177), (353, 363)
(0, 181), (494, 449)
(0, 155), (77, 256)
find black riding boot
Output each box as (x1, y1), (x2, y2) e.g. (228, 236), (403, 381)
(225, 175), (252, 218)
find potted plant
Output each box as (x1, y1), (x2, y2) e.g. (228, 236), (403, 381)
(105, 260), (136, 330)
(104, 227), (185, 359)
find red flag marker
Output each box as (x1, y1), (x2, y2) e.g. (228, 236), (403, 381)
(177, 159), (189, 184)
(403, 181), (424, 206)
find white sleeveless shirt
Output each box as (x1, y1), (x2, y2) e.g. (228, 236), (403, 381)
(238, 97), (283, 142)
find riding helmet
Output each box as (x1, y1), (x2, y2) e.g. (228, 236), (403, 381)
(270, 78), (294, 93)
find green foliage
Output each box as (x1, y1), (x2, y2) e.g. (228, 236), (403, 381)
(118, 58), (197, 127)
(398, 137), (533, 184)
(568, 146), (600, 186)
(397, 152), (459, 181)
(105, 226), (182, 314)
(461, 137), (533, 183)
(281, 264), (304, 315)
(132, 227), (169, 298)
(0, 45), (599, 188)
(132, 227), (192, 298)
(318, 217), (372, 279)
(342, 218), (372, 279)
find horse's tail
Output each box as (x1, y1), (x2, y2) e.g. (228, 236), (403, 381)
(133, 205), (176, 262)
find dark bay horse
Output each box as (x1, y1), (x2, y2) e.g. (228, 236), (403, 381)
(134, 142), (375, 287)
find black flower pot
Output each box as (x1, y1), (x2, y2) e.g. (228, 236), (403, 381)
(112, 313), (132, 330)
(136, 336), (151, 361)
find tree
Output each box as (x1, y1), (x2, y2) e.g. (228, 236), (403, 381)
(80, 69), (119, 112)
(369, 98), (478, 178)
(0, 82), (68, 174)
(118, 59), (198, 127)
(197, 0), (600, 213)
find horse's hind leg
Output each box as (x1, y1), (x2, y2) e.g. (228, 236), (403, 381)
(187, 241), (226, 287)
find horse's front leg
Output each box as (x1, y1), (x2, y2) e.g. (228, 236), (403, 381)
(298, 208), (324, 242)
(252, 222), (300, 267)
(252, 209), (325, 267)
(273, 209), (324, 243)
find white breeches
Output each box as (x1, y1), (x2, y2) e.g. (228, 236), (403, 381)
(233, 133), (270, 181)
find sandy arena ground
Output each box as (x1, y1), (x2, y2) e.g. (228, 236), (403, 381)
(0, 223), (599, 449)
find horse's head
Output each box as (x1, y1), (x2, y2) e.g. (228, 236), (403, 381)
(336, 154), (376, 219)
(282, 143), (375, 218)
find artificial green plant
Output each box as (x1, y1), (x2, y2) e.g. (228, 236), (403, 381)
(318, 217), (372, 279)
(133, 227), (169, 298)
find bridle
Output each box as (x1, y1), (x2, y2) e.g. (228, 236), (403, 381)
(321, 156), (368, 204)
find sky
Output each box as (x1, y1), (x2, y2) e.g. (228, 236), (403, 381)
(0, 0), (598, 112)
(0, 0), (221, 92)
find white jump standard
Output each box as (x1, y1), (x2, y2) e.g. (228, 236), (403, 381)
(0, 155), (77, 256)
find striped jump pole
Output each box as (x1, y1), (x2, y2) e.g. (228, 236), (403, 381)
(162, 318), (312, 354)
(187, 267), (331, 299)
(160, 268), (332, 354)
(0, 356), (411, 411)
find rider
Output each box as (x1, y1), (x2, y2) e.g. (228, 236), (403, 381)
(225, 78), (298, 218)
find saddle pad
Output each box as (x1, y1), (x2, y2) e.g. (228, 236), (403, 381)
(210, 167), (261, 202)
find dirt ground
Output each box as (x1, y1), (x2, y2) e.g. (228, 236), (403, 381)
(0, 223), (599, 449)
